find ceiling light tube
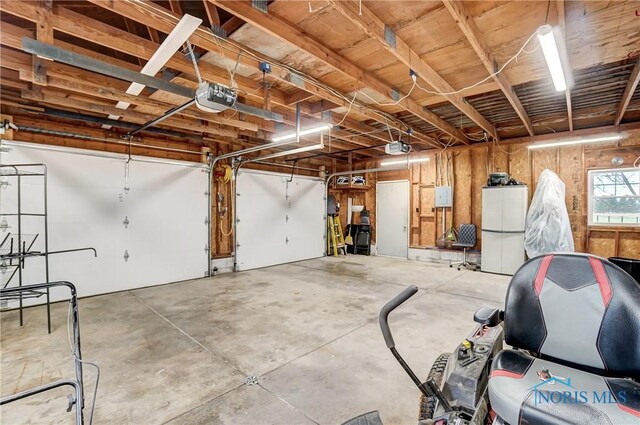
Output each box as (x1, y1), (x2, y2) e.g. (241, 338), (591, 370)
(272, 124), (333, 142)
(537, 25), (567, 92)
(381, 157), (430, 166)
(251, 144), (324, 162)
(528, 134), (621, 150)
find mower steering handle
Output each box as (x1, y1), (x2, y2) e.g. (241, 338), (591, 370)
(379, 285), (419, 349)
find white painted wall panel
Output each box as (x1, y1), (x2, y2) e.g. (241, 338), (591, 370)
(0, 143), (208, 303)
(235, 169), (324, 271)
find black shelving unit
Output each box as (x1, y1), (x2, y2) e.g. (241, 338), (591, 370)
(0, 164), (96, 333)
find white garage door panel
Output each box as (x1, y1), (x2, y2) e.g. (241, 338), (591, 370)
(1, 143), (208, 303)
(236, 170), (324, 271)
(286, 178), (325, 263)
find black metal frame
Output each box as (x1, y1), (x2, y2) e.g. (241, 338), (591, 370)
(0, 281), (89, 425)
(378, 285), (453, 412)
(0, 164), (97, 333)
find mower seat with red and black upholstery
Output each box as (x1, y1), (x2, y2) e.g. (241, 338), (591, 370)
(487, 253), (640, 425)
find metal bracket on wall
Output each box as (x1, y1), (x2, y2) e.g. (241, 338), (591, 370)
(210, 24), (227, 38)
(204, 216), (210, 225)
(204, 244), (209, 253)
(124, 250), (129, 262)
(384, 25), (397, 49)
(123, 216), (129, 229)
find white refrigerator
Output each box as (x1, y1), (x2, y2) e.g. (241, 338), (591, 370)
(481, 185), (528, 275)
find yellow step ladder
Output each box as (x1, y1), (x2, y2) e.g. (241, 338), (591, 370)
(327, 215), (346, 256)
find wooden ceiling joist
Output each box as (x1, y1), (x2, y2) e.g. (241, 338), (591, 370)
(0, 36), (270, 133)
(614, 57), (640, 126)
(557, 0), (573, 132)
(0, 20), (390, 153)
(328, 0), (497, 141)
(86, 0), (443, 148)
(203, 1), (220, 27)
(442, 0), (534, 137)
(206, 0), (466, 144)
(0, 1), (285, 106)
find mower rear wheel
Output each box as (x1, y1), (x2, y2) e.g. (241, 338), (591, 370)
(418, 352), (451, 421)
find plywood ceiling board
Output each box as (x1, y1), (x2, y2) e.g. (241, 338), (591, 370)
(566, 1), (640, 69)
(230, 23), (298, 61)
(337, 38), (399, 74)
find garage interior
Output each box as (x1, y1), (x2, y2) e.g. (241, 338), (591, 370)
(0, 1), (639, 425)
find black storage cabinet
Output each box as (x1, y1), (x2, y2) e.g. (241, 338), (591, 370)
(608, 257), (640, 284)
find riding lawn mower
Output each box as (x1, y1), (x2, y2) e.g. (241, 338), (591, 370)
(344, 253), (640, 425)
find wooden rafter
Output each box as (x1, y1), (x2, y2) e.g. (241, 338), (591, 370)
(0, 11), (403, 154)
(328, 0), (497, 140)
(614, 57), (640, 126)
(33, 0), (53, 87)
(2, 39), (387, 155)
(442, 0), (534, 137)
(207, 0), (468, 144)
(168, 0), (183, 16)
(557, 0), (573, 132)
(203, 1), (220, 27)
(83, 0), (443, 148)
(0, 2), (286, 108)
(221, 16), (244, 36)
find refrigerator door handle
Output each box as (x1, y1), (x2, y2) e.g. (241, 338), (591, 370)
(481, 229), (525, 234)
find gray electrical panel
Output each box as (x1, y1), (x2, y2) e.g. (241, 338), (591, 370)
(435, 186), (452, 207)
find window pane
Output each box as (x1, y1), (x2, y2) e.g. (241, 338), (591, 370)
(590, 169), (640, 225)
(592, 197), (640, 225)
(624, 171), (639, 184)
(616, 183), (640, 197)
(593, 184), (615, 197)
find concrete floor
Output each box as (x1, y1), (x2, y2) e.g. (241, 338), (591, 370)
(1, 255), (510, 425)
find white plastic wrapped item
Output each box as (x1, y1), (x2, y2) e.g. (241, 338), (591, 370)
(524, 169), (574, 258)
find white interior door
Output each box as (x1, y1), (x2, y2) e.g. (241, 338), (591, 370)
(376, 180), (409, 258)
(235, 169), (324, 271)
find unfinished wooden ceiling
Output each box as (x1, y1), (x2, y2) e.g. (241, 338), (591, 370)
(1, 0), (639, 161)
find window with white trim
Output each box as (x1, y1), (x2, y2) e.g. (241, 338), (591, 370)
(588, 168), (640, 226)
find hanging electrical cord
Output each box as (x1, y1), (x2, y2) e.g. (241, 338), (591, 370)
(218, 163), (234, 237)
(287, 160), (298, 182)
(357, 78), (418, 107)
(415, 30), (539, 97)
(131, 0), (538, 139)
(634, 155), (640, 168)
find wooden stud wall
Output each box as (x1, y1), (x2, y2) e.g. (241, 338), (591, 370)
(345, 130), (640, 258)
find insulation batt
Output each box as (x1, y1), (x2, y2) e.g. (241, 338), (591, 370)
(524, 169), (575, 258)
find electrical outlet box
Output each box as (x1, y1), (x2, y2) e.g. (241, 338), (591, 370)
(435, 186), (452, 208)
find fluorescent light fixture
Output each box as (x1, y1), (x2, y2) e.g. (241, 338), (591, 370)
(271, 124), (333, 142)
(381, 157), (430, 166)
(528, 134), (621, 150)
(537, 25), (567, 92)
(108, 15), (202, 121)
(254, 143), (324, 161)
(107, 114), (120, 120)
